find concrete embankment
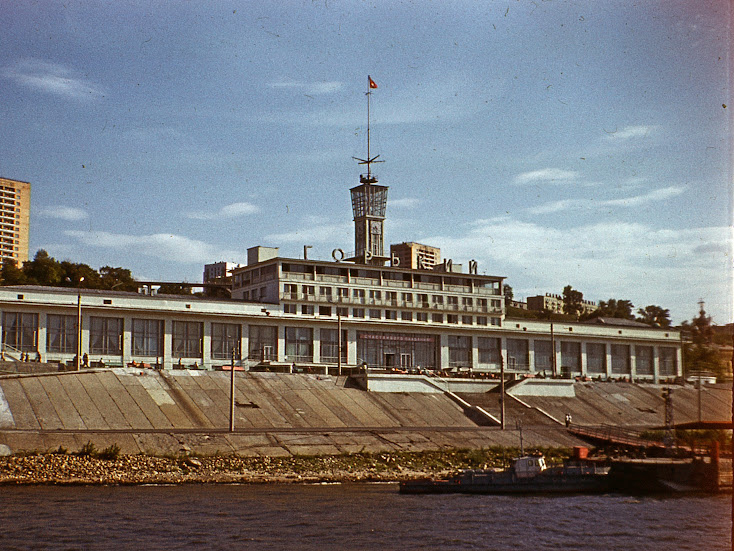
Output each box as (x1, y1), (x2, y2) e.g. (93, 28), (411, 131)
(0, 369), (729, 458)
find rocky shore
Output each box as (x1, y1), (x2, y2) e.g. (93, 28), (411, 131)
(0, 446), (571, 485)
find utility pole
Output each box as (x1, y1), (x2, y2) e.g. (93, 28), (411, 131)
(550, 322), (557, 377)
(500, 352), (505, 430)
(229, 348), (236, 432)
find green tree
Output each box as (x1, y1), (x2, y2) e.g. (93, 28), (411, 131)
(562, 285), (584, 317)
(23, 250), (64, 286)
(590, 298), (635, 320)
(637, 305), (671, 328)
(503, 284), (514, 308)
(0, 258), (27, 285)
(682, 303), (725, 377)
(98, 266), (137, 291)
(157, 283), (194, 295)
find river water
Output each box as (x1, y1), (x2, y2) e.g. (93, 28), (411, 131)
(0, 484), (729, 550)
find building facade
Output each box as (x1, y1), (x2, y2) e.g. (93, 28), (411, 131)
(0, 285), (682, 381)
(0, 178), (31, 265)
(527, 293), (597, 316)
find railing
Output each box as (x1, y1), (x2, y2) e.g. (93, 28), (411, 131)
(1, 343), (22, 361)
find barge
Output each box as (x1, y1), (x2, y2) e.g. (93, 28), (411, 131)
(399, 454), (611, 495)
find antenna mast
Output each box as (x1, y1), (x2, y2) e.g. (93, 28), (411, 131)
(353, 75), (382, 182)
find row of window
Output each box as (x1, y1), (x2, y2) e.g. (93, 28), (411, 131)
(283, 303), (502, 326)
(1, 313), (240, 360)
(1, 312), (678, 375)
(283, 285), (501, 308)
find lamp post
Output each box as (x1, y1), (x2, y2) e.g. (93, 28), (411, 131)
(74, 277), (85, 371)
(337, 308), (342, 376)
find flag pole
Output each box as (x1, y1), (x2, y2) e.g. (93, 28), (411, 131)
(366, 76), (371, 180)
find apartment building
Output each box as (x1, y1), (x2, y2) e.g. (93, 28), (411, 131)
(0, 178), (31, 265)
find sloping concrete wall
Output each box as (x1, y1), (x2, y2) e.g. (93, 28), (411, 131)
(0, 369), (479, 432)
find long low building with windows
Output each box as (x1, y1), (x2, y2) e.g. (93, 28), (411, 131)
(0, 285), (681, 382)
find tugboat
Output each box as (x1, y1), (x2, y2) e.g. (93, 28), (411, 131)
(399, 451), (610, 495)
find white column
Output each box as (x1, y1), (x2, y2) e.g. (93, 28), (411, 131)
(202, 321), (211, 369)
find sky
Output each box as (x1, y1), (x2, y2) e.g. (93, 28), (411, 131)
(0, 1), (731, 325)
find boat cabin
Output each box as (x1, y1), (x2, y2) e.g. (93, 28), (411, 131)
(513, 456), (547, 479)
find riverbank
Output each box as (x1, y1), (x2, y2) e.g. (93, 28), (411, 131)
(0, 446), (571, 485)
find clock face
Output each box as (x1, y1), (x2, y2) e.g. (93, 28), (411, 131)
(370, 220), (382, 235)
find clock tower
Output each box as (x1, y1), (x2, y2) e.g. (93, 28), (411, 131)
(347, 76), (389, 266)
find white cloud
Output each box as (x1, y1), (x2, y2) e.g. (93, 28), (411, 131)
(185, 202), (260, 220)
(269, 80), (344, 95)
(604, 125), (654, 140)
(390, 197), (420, 209)
(266, 221), (353, 245)
(2, 58), (106, 101)
(64, 230), (242, 264)
(514, 168), (579, 185)
(38, 206), (89, 221)
(527, 186), (686, 214)
(426, 218), (731, 324)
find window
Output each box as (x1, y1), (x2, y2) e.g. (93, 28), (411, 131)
(369, 309), (381, 319)
(385, 310), (397, 320)
(448, 335), (471, 367)
(301, 305), (314, 315)
(611, 344), (630, 374)
(286, 327), (313, 362)
(432, 295), (444, 305)
(490, 317), (501, 326)
(417, 294), (428, 306)
(462, 297), (473, 310)
(302, 285), (315, 296)
(319, 287), (332, 298)
(447, 296), (458, 309)
(476, 316), (488, 326)
(353, 288), (365, 299)
(320, 328), (347, 363)
(211, 323), (241, 360)
(462, 316), (473, 325)
(319, 306), (332, 316)
(47, 314), (77, 354)
(173, 321), (202, 359)
(283, 284), (298, 298)
(447, 314), (458, 324)
(402, 293), (413, 303)
(560, 341), (581, 374)
(284, 304), (297, 314)
(369, 290), (382, 301)
(416, 312), (428, 322)
(478, 299), (488, 312)
(353, 308), (365, 318)
(337, 287), (349, 299)
(401, 311), (413, 321)
(385, 291), (397, 303)
(432, 313), (443, 323)
(132, 319), (163, 357)
(636, 346), (654, 375)
(659, 347), (677, 376)
(2, 312), (38, 352)
(478, 337), (501, 366)
(90, 317), (123, 355)
(249, 325), (277, 361)
(507, 339), (529, 370)
(336, 307), (349, 317)
(586, 343), (606, 374)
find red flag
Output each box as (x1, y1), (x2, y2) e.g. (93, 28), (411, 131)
(368, 75), (378, 89)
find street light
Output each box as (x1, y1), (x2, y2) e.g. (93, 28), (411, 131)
(73, 277), (85, 371)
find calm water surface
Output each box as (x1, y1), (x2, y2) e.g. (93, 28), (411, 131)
(0, 484), (730, 550)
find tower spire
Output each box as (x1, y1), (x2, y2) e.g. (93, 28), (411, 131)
(353, 75), (383, 183)
(347, 76), (389, 265)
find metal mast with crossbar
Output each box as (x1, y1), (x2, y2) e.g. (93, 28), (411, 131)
(347, 76), (389, 266)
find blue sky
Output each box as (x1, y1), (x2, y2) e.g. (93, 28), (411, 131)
(1, 1), (730, 324)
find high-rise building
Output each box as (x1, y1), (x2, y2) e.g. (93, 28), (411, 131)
(0, 178), (31, 265)
(390, 242), (441, 270)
